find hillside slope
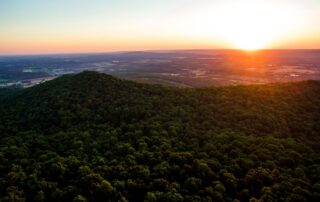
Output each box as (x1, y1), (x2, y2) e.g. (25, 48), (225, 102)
(0, 71), (320, 201)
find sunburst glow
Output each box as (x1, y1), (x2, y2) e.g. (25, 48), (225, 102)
(213, 1), (304, 50)
(168, 0), (311, 51)
(0, 0), (318, 54)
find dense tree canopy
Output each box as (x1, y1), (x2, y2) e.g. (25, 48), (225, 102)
(0, 71), (320, 201)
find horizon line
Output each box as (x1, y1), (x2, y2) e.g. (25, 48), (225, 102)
(1, 48), (320, 57)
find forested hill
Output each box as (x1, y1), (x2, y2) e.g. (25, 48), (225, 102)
(1, 71), (319, 140)
(0, 71), (320, 201)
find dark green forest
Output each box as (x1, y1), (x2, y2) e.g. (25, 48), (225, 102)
(0, 71), (320, 202)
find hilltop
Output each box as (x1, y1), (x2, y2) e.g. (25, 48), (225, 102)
(0, 71), (320, 201)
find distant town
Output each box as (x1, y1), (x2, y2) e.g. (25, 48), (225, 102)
(1, 50), (320, 88)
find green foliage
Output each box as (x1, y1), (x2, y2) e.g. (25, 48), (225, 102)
(0, 71), (320, 201)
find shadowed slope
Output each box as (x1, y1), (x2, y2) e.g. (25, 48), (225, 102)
(0, 71), (319, 140)
(0, 71), (320, 201)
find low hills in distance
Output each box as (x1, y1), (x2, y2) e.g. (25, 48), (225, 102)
(0, 71), (320, 201)
(1, 50), (320, 88)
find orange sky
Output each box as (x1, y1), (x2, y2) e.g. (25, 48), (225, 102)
(1, 0), (320, 55)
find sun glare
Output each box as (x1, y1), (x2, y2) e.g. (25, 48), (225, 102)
(231, 33), (267, 51)
(209, 0), (302, 50)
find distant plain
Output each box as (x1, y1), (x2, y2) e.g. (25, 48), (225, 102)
(1, 49), (319, 88)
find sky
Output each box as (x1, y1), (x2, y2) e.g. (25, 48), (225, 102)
(0, 0), (320, 54)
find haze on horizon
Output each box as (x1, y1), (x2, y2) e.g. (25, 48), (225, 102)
(1, 0), (320, 55)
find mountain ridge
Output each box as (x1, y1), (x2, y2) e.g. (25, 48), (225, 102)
(0, 71), (319, 140)
(0, 71), (320, 201)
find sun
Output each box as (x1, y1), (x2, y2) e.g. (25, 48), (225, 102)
(164, 0), (305, 51)
(211, 0), (300, 51)
(230, 32), (268, 51)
